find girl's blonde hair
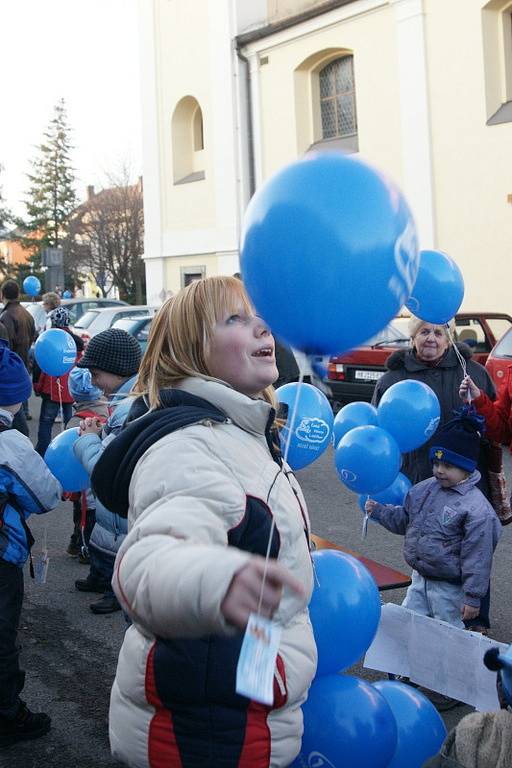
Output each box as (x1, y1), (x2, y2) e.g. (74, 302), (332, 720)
(133, 275), (278, 410)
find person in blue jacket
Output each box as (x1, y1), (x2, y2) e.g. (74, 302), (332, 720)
(72, 328), (141, 615)
(0, 339), (62, 747)
(365, 410), (502, 629)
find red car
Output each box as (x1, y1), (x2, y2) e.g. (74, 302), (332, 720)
(326, 312), (512, 405)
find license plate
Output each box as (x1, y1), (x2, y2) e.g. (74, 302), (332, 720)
(354, 369), (384, 381)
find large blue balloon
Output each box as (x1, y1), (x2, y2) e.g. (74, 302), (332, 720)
(297, 675), (397, 768)
(23, 275), (41, 297)
(373, 681), (447, 768)
(241, 153), (419, 354)
(358, 472), (412, 513)
(333, 401), (378, 448)
(276, 382), (333, 470)
(406, 249), (464, 324)
(335, 425), (400, 494)
(377, 380), (441, 452)
(310, 550), (381, 675)
(44, 428), (89, 492)
(34, 328), (77, 376)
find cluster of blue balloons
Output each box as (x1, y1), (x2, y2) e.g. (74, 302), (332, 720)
(276, 382), (333, 470)
(294, 548), (446, 767)
(236, 145), (458, 768)
(334, 381), (440, 497)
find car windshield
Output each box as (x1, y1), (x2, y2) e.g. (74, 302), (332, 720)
(75, 310), (100, 329)
(493, 328), (512, 358)
(363, 319), (411, 347)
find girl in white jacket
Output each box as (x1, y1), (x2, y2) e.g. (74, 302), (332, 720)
(95, 276), (317, 768)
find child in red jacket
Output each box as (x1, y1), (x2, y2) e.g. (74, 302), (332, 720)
(33, 307), (84, 456)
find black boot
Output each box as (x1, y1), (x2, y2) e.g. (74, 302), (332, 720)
(75, 574), (108, 593)
(90, 594), (121, 614)
(0, 701), (51, 747)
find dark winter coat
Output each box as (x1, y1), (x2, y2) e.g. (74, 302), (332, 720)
(372, 344), (496, 485)
(0, 301), (35, 367)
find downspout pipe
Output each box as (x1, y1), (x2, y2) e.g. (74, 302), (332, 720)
(235, 45), (256, 199)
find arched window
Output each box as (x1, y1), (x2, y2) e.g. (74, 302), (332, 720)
(171, 96), (205, 184)
(318, 56), (357, 140)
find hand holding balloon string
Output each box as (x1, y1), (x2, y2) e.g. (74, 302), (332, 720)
(221, 557), (305, 631)
(459, 375), (481, 403)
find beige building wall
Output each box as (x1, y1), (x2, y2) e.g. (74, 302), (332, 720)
(250, 4), (403, 182)
(425, 0), (512, 312)
(139, 0), (512, 311)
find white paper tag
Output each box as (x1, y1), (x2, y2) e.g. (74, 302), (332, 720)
(34, 552), (50, 584)
(236, 613), (282, 705)
(361, 511), (369, 540)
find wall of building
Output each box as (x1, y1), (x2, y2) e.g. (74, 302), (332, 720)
(425, 0), (512, 311)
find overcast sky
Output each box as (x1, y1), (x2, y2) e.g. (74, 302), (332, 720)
(0, 0), (142, 218)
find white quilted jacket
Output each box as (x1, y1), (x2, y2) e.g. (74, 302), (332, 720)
(109, 377), (317, 768)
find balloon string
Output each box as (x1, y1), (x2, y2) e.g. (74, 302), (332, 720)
(256, 353), (307, 618)
(446, 325), (471, 403)
(56, 379), (65, 432)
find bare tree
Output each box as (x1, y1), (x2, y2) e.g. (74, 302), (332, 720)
(66, 171), (145, 303)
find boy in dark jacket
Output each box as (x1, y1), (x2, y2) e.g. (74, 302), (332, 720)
(366, 411), (502, 628)
(0, 340), (62, 747)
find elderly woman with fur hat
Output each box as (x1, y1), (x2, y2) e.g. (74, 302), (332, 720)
(372, 315), (497, 633)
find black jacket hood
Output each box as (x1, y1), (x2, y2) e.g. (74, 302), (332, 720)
(91, 389), (226, 517)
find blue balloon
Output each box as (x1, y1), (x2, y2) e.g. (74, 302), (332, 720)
(44, 427), (89, 492)
(373, 681), (447, 768)
(333, 401), (378, 448)
(34, 328), (77, 376)
(310, 550), (381, 675)
(406, 249), (464, 324)
(241, 153), (419, 354)
(358, 472), (412, 513)
(23, 275), (41, 297)
(63, 289), (72, 298)
(276, 382), (333, 470)
(335, 425), (400, 494)
(377, 380), (441, 452)
(297, 675), (397, 768)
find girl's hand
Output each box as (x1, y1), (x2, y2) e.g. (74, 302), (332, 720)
(79, 417), (103, 437)
(221, 557), (306, 631)
(459, 376), (481, 402)
(365, 499), (377, 515)
(461, 604), (480, 621)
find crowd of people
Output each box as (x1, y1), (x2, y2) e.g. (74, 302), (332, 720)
(0, 275), (510, 766)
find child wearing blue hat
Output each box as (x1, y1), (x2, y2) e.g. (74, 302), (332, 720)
(366, 410), (502, 629)
(0, 340), (62, 746)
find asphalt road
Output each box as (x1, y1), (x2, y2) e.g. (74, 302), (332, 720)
(2, 402), (511, 768)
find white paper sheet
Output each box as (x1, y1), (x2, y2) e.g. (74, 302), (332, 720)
(364, 604), (508, 711)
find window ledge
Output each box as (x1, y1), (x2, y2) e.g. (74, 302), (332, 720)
(307, 134), (359, 154)
(174, 170), (206, 185)
(487, 101), (512, 125)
